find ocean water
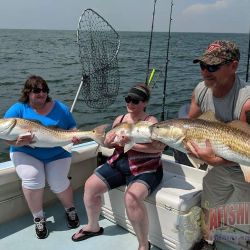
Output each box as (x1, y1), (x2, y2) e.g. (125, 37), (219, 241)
(0, 29), (249, 161)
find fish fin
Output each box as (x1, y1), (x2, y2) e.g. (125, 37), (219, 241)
(95, 144), (101, 154)
(239, 164), (250, 182)
(198, 111), (222, 123)
(176, 136), (185, 144)
(227, 120), (250, 134)
(19, 132), (32, 137)
(47, 126), (68, 131)
(62, 143), (73, 153)
(187, 155), (205, 169)
(113, 122), (132, 129)
(28, 119), (62, 129)
(92, 124), (110, 145)
(28, 119), (44, 125)
(124, 141), (135, 153)
(135, 121), (154, 126)
(94, 124), (110, 134)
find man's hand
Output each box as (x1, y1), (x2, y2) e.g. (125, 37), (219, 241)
(186, 139), (215, 159)
(185, 139), (229, 166)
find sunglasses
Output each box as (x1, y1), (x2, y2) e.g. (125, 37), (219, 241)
(199, 61), (231, 73)
(125, 96), (141, 105)
(32, 87), (48, 94)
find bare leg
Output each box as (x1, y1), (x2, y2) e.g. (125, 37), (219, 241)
(72, 174), (108, 238)
(23, 187), (44, 214)
(56, 184), (74, 209)
(125, 182), (149, 250)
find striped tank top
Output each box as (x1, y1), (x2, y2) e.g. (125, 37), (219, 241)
(107, 114), (162, 176)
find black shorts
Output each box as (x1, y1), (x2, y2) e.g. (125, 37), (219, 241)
(95, 154), (163, 194)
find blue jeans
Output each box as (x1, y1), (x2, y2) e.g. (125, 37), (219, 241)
(95, 154), (163, 194)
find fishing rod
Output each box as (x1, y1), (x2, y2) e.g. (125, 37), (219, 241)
(246, 28), (250, 82)
(161, 0), (174, 121)
(145, 0), (157, 85)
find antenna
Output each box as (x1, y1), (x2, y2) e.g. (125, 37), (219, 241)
(161, 0), (174, 121)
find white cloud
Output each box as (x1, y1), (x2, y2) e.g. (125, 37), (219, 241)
(183, 0), (229, 15)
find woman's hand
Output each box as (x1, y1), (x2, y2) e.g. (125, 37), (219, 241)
(104, 131), (130, 148)
(71, 136), (81, 145)
(104, 131), (116, 146)
(114, 134), (130, 147)
(14, 132), (34, 147)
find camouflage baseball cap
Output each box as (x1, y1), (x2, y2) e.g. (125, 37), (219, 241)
(193, 40), (240, 65)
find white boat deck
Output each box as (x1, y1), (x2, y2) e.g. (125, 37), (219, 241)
(0, 188), (161, 250)
(0, 189), (240, 250)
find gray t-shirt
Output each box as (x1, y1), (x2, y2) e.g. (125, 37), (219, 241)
(194, 75), (250, 122)
(195, 75), (250, 171)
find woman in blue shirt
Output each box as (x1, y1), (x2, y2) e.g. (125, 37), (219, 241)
(4, 75), (80, 239)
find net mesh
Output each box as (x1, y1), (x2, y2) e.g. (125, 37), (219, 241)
(77, 9), (120, 109)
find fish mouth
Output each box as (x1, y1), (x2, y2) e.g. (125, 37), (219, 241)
(0, 119), (16, 134)
(150, 129), (158, 140)
(148, 125), (155, 136)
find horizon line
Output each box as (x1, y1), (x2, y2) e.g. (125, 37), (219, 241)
(0, 28), (248, 35)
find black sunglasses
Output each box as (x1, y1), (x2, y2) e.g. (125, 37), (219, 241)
(32, 87), (48, 94)
(125, 96), (141, 105)
(199, 61), (231, 73)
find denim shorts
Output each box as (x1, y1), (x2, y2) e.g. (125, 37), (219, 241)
(95, 154), (163, 194)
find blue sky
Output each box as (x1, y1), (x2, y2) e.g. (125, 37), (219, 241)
(0, 0), (249, 33)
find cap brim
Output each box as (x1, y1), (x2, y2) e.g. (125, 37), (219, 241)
(193, 58), (201, 64)
(193, 56), (225, 65)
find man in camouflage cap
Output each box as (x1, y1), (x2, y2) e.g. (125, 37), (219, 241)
(185, 40), (250, 250)
(193, 40), (240, 65)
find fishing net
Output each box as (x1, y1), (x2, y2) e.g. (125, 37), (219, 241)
(77, 8), (120, 109)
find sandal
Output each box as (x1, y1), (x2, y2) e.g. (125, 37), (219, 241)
(71, 227), (104, 242)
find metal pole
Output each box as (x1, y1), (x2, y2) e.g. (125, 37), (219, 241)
(70, 77), (84, 113)
(246, 28), (250, 82)
(161, 0), (174, 121)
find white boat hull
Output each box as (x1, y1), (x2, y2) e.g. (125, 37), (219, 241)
(0, 142), (99, 224)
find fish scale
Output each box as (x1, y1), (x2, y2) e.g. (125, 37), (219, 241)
(151, 117), (250, 182)
(106, 121), (153, 152)
(184, 119), (250, 157)
(0, 118), (107, 150)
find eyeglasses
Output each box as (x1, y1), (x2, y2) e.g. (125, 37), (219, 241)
(199, 61), (231, 73)
(125, 96), (141, 105)
(32, 87), (48, 94)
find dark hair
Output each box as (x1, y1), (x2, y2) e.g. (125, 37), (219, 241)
(18, 75), (51, 103)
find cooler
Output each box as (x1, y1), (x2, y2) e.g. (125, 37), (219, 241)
(101, 155), (206, 249)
